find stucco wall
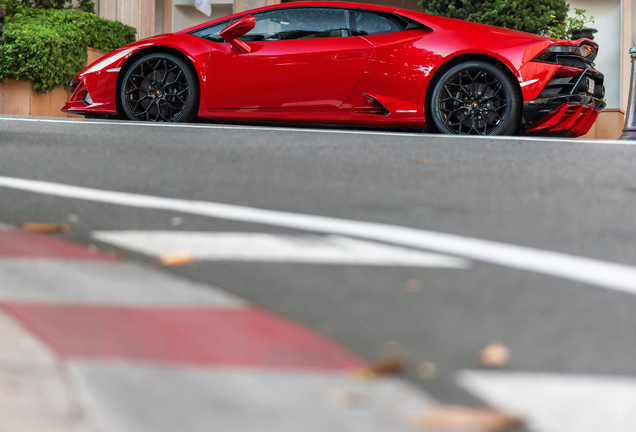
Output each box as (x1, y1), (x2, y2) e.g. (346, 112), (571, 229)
(568, 0), (622, 109)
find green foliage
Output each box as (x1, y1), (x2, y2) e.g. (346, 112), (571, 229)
(74, 0), (95, 14)
(0, 0), (19, 16)
(0, 5), (136, 93)
(549, 8), (594, 40)
(1, 0), (94, 15)
(418, 0), (569, 35)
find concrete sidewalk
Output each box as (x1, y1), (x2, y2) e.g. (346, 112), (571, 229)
(0, 224), (452, 432)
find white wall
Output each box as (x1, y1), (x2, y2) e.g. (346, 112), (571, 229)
(568, 0), (622, 108)
(172, 3), (233, 32)
(97, 0), (156, 40)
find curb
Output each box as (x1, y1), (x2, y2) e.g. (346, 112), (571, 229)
(0, 224), (446, 432)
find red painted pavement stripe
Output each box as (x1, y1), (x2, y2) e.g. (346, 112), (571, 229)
(1, 303), (365, 371)
(0, 230), (113, 260)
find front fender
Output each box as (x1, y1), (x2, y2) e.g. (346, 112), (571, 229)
(65, 34), (213, 116)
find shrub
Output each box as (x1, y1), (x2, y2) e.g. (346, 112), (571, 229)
(0, 4), (136, 93)
(2, 0), (94, 16)
(549, 8), (594, 40)
(418, 0), (569, 35)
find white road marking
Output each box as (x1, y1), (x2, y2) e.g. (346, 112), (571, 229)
(0, 310), (96, 431)
(0, 260), (245, 306)
(1, 175), (636, 293)
(91, 231), (469, 268)
(73, 363), (440, 432)
(0, 115), (630, 146)
(457, 370), (636, 432)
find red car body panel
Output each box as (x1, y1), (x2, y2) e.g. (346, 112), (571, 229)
(63, 1), (604, 136)
(207, 37), (374, 108)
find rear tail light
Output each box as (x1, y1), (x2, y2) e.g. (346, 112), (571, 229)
(535, 43), (598, 64)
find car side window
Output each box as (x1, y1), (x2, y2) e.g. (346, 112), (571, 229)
(242, 8), (351, 41)
(191, 20), (231, 42)
(352, 11), (400, 36)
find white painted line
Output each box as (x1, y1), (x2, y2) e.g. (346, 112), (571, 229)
(91, 232), (469, 268)
(0, 309), (57, 365)
(0, 310), (96, 431)
(1, 175), (636, 293)
(0, 260), (245, 306)
(0, 116), (630, 146)
(457, 370), (636, 432)
(73, 362), (440, 432)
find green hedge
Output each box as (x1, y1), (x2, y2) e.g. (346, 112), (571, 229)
(418, 0), (568, 36)
(0, 5), (136, 93)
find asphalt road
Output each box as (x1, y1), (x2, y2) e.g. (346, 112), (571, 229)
(1, 115), (636, 412)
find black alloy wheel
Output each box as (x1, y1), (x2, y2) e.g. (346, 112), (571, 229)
(430, 61), (521, 136)
(121, 53), (198, 122)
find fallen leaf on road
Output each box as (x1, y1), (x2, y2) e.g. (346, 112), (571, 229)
(110, 247), (128, 258)
(416, 361), (436, 380)
(159, 251), (196, 266)
(382, 340), (403, 357)
(480, 343), (511, 367)
(1, 376), (22, 396)
(410, 406), (523, 431)
(325, 388), (363, 407)
(22, 223), (70, 233)
(352, 357), (407, 379)
(408, 159), (431, 164)
(406, 279), (422, 292)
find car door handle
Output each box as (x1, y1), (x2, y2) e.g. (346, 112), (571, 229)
(335, 51), (367, 60)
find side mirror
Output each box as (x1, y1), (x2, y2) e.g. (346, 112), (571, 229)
(220, 15), (256, 53)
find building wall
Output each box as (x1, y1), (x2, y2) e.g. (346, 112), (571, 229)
(96, 0), (156, 40)
(568, 0), (622, 109)
(164, 0), (279, 34)
(171, 3), (233, 33)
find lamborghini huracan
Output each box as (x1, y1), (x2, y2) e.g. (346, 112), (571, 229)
(63, 1), (605, 136)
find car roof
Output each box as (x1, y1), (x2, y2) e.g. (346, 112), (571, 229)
(179, 0), (553, 42)
(180, 1), (438, 33)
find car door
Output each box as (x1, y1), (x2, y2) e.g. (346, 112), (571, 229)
(206, 7), (374, 109)
(349, 9), (434, 110)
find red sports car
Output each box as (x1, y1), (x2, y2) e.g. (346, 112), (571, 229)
(63, 1), (605, 136)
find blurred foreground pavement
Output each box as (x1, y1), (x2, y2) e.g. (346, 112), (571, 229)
(0, 224), (479, 432)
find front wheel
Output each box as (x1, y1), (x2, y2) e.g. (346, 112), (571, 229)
(120, 53), (199, 122)
(430, 61), (521, 136)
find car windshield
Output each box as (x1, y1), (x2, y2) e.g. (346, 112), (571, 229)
(191, 20), (231, 42)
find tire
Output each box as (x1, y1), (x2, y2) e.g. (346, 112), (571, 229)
(430, 61), (521, 136)
(120, 53), (198, 122)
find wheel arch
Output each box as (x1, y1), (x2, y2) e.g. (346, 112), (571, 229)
(115, 46), (201, 117)
(424, 53), (522, 133)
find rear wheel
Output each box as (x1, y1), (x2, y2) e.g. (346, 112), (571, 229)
(430, 61), (520, 136)
(120, 53), (198, 122)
